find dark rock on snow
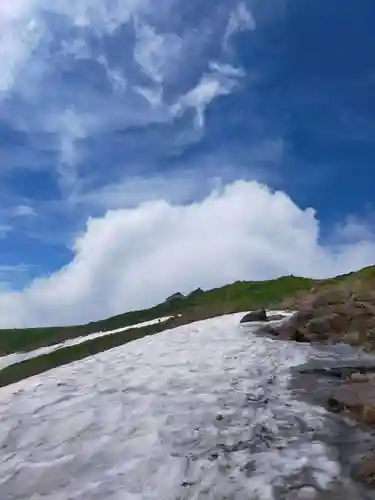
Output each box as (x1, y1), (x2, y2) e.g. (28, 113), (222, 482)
(267, 314), (285, 321)
(254, 324), (279, 336)
(240, 308), (268, 323)
(297, 361), (375, 379)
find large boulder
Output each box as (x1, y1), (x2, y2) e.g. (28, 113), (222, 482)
(240, 308), (268, 323)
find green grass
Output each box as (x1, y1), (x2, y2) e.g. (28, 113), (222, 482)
(0, 274), (316, 356)
(0, 265), (374, 388)
(0, 318), (178, 388)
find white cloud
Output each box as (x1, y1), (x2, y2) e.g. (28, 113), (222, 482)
(45, 0), (149, 34)
(209, 61), (246, 78)
(0, 0), (251, 192)
(173, 71), (240, 129)
(69, 175), (196, 209)
(133, 21), (183, 83)
(0, 224), (12, 238)
(68, 169), (228, 210)
(11, 205), (37, 217)
(97, 55), (127, 93)
(0, 0), (42, 94)
(224, 2), (256, 50)
(0, 180), (374, 328)
(331, 214), (375, 244)
(134, 85), (163, 108)
(50, 108), (88, 188)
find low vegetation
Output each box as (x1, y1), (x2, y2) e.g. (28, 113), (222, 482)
(0, 274), (316, 356)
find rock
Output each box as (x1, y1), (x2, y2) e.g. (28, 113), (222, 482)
(362, 404), (375, 425)
(327, 312), (351, 331)
(354, 454), (375, 485)
(188, 288), (203, 298)
(291, 329), (311, 343)
(342, 331), (361, 345)
(301, 313), (351, 340)
(165, 292), (185, 303)
(255, 324), (279, 336)
(305, 317), (331, 335)
(311, 288), (352, 308)
(298, 361), (375, 379)
(294, 307), (315, 323)
(328, 380), (375, 424)
(267, 314), (285, 321)
(273, 312), (311, 342)
(347, 373), (375, 383)
(271, 284), (375, 349)
(240, 309), (268, 323)
(347, 373), (371, 383)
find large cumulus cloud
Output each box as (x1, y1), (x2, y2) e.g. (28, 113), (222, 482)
(0, 180), (374, 328)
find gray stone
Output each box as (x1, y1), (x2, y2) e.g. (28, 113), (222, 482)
(240, 308), (268, 323)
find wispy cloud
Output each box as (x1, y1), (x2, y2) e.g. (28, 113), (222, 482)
(97, 55), (127, 93)
(0, 0), (42, 94)
(172, 66), (243, 129)
(0, 224), (12, 238)
(54, 108), (88, 189)
(0, 263), (32, 274)
(133, 21), (184, 84)
(209, 61), (246, 78)
(11, 205), (36, 217)
(224, 2), (256, 51)
(0, 0), (254, 201)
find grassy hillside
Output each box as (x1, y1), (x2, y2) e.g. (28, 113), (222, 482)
(0, 274), (315, 356)
(0, 265), (374, 388)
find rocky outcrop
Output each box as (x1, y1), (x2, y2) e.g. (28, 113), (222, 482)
(272, 286), (375, 349)
(328, 378), (375, 424)
(240, 308), (268, 323)
(324, 370), (375, 488)
(354, 453), (375, 485)
(165, 292), (185, 303)
(188, 288), (203, 298)
(273, 279), (375, 488)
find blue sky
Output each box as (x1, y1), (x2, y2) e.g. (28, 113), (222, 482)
(0, 0), (374, 326)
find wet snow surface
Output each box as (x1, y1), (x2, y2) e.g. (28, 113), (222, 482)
(0, 313), (373, 499)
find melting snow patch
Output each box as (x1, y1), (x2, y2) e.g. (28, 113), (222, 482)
(0, 316), (173, 371)
(0, 313), (345, 499)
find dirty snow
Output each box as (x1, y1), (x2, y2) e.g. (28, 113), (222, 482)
(0, 312), (360, 499)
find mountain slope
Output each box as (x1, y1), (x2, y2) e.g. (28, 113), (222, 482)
(0, 265), (374, 388)
(0, 274), (315, 355)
